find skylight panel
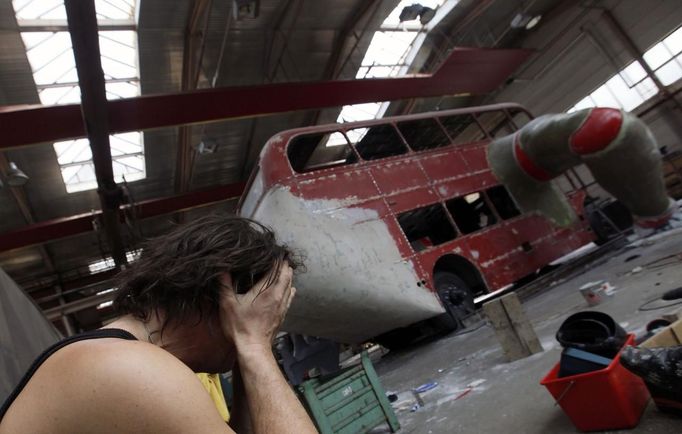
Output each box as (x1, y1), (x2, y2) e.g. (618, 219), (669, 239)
(13, 0), (145, 193)
(88, 249), (140, 274)
(14, 0), (66, 20)
(336, 0), (449, 125)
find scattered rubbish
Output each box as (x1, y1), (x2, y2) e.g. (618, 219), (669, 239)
(646, 319), (672, 334)
(579, 281), (615, 306)
(412, 391), (425, 407)
(390, 391), (419, 413)
(454, 387), (473, 401)
(643, 252), (682, 270)
(468, 379), (486, 388)
(414, 381), (438, 394)
(410, 403), (421, 412)
(624, 254), (641, 263)
(631, 266), (643, 274)
(656, 282), (661, 286)
(386, 393), (398, 403)
(437, 369), (444, 373)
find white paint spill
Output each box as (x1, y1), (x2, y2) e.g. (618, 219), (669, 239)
(468, 379), (486, 388)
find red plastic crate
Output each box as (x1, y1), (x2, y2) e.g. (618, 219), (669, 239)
(540, 334), (650, 432)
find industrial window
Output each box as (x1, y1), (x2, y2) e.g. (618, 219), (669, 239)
(396, 118), (450, 151)
(486, 186), (521, 220)
(475, 111), (517, 138)
(287, 132), (357, 173)
(348, 125), (407, 161)
(13, 0), (145, 193)
(446, 193), (497, 234)
(439, 113), (486, 144)
(398, 203), (457, 252)
(568, 25), (682, 113)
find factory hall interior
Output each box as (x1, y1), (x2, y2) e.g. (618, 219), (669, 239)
(3, 0), (682, 433)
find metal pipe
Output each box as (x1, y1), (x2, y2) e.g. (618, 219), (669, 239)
(211, 3), (233, 87)
(65, 0), (127, 268)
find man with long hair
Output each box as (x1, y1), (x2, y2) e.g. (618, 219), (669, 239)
(0, 215), (318, 434)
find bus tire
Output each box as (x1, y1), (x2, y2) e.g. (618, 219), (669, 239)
(430, 272), (476, 333)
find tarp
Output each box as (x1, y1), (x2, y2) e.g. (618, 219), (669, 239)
(0, 267), (61, 403)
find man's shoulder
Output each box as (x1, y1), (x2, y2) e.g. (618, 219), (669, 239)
(51, 335), (185, 374)
(37, 337), (229, 432)
(1, 337), (217, 434)
(49, 336), (195, 394)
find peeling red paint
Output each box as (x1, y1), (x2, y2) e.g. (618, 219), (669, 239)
(244, 103), (594, 299)
(570, 107), (623, 155)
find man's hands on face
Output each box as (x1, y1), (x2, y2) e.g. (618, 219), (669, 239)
(219, 265), (319, 434)
(219, 264), (295, 355)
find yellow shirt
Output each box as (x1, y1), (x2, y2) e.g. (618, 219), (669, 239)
(196, 373), (230, 422)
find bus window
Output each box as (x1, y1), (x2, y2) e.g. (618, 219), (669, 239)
(396, 118), (450, 151)
(486, 186), (521, 219)
(446, 193), (498, 234)
(288, 131), (358, 173)
(475, 110), (516, 138)
(348, 124), (408, 161)
(398, 203), (457, 252)
(439, 114), (486, 144)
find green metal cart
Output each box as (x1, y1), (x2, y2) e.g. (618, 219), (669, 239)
(298, 351), (400, 434)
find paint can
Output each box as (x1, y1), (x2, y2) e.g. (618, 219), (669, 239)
(579, 281), (615, 306)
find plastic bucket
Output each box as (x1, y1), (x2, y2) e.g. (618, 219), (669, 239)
(540, 334), (650, 432)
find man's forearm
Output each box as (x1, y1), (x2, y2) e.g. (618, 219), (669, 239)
(229, 365), (253, 434)
(237, 347), (318, 434)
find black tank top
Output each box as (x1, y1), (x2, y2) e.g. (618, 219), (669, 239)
(0, 328), (137, 420)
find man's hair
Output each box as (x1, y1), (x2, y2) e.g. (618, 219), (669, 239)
(114, 214), (300, 330)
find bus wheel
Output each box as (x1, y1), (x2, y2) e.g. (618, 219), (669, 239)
(431, 272), (476, 332)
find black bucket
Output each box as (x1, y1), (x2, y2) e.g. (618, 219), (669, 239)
(556, 311), (627, 358)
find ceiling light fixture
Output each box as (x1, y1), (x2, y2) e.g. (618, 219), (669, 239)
(511, 13), (542, 30)
(233, 0), (259, 20)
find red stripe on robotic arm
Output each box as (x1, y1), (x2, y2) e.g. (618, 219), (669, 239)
(512, 132), (554, 181)
(570, 107), (623, 155)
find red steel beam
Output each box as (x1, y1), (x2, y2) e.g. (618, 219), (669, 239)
(0, 48), (531, 149)
(0, 182), (246, 252)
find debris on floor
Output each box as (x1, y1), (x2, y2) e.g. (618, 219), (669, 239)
(373, 228), (682, 433)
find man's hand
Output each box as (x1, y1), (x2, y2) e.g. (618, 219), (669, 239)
(219, 264), (317, 434)
(218, 263), (295, 353)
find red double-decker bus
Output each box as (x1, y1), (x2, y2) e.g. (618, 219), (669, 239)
(238, 103), (594, 344)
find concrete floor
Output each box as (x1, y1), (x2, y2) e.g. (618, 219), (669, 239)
(372, 229), (682, 434)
